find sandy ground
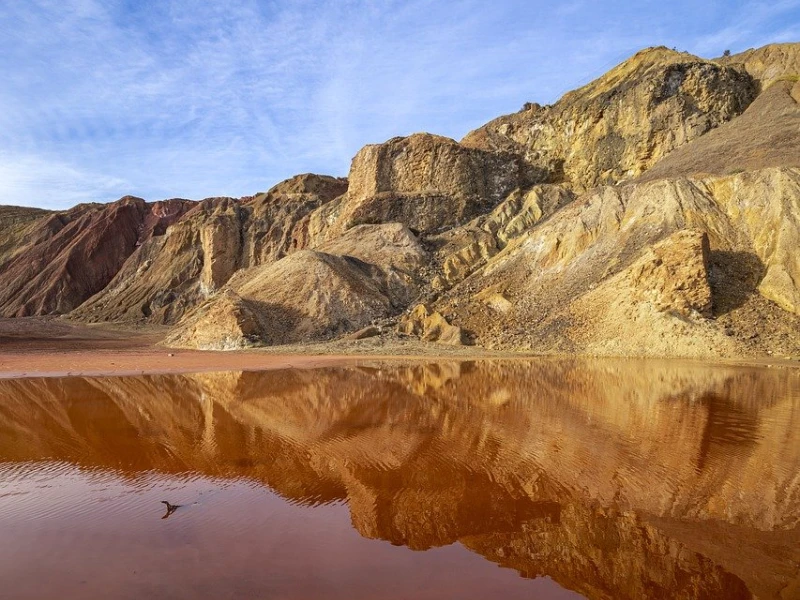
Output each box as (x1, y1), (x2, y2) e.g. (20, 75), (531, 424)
(0, 317), (521, 379)
(1, 317), (796, 379)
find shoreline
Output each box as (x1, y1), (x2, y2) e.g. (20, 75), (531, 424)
(0, 349), (369, 379)
(0, 317), (797, 379)
(2, 346), (798, 381)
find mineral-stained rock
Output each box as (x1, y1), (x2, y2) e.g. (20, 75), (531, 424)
(200, 209), (243, 293)
(623, 229), (714, 318)
(398, 304), (465, 345)
(316, 223), (429, 308)
(3, 43), (800, 359)
(242, 173), (347, 264)
(0, 196), (193, 317)
(436, 168), (800, 356)
(565, 230), (733, 357)
(462, 47), (757, 191)
(639, 78), (800, 181)
(429, 184), (574, 289)
(315, 223), (427, 276)
(72, 197), (243, 324)
(72, 174), (346, 325)
(717, 42), (800, 87)
(347, 133), (521, 206)
(0, 205), (51, 268)
(292, 133), (523, 248)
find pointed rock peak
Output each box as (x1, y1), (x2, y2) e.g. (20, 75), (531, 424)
(114, 195), (147, 205)
(564, 46), (711, 105)
(258, 173), (348, 201)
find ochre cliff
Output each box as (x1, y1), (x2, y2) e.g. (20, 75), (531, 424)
(461, 47), (757, 191)
(432, 167), (800, 357)
(291, 133), (524, 249)
(2, 42), (799, 357)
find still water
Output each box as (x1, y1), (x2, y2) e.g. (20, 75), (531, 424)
(0, 359), (798, 599)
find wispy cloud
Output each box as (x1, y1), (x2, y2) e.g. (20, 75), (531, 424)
(689, 0), (800, 55)
(0, 0), (797, 208)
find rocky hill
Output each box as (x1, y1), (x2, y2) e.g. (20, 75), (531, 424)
(1, 43), (799, 358)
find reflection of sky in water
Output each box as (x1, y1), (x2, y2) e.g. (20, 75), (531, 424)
(0, 360), (798, 599)
(0, 463), (576, 600)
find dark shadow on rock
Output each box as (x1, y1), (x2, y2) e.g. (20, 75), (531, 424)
(244, 299), (387, 347)
(241, 301), (308, 346)
(708, 250), (766, 316)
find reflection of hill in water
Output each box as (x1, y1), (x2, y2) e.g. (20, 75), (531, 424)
(1, 359), (799, 599)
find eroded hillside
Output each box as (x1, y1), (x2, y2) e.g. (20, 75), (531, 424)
(2, 43), (799, 358)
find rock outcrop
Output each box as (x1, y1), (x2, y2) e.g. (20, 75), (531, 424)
(162, 290), (262, 350)
(718, 42), (800, 87)
(639, 77), (800, 181)
(316, 223), (428, 307)
(241, 173), (347, 264)
(462, 47), (757, 190)
(428, 183), (573, 290)
(292, 133), (523, 248)
(566, 230), (736, 357)
(0, 205), (51, 267)
(168, 220), (430, 349)
(436, 168), (800, 356)
(398, 304), (465, 345)
(71, 197), (244, 324)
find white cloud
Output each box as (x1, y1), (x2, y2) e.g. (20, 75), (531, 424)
(0, 153), (131, 208)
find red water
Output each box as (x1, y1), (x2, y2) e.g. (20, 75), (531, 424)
(0, 464), (578, 599)
(1, 359), (798, 599)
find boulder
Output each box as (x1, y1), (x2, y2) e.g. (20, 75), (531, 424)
(398, 304), (465, 345)
(346, 326), (381, 340)
(564, 230), (732, 357)
(163, 290), (263, 350)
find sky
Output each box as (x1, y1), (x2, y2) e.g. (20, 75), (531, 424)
(1, 0), (799, 209)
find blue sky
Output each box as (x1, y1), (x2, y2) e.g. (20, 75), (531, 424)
(1, 0), (798, 209)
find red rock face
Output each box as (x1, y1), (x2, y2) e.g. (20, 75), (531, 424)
(139, 198), (195, 241)
(0, 196), (194, 317)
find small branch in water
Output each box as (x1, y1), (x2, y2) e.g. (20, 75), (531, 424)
(160, 500), (181, 519)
